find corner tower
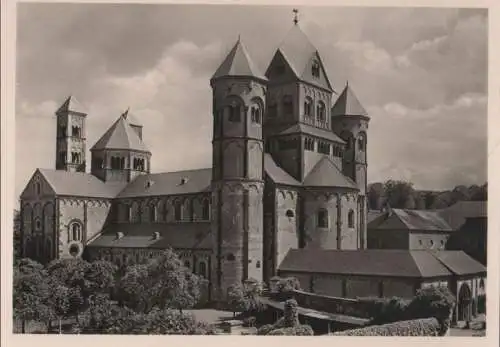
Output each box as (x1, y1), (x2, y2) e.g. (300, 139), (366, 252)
(55, 96), (87, 172)
(210, 37), (267, 299)
(331, 82), (369, 248)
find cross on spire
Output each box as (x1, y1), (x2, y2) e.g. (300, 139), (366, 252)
(293, 8), (299, 25)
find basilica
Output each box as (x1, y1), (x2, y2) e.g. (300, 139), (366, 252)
(19, 22), (370, 300)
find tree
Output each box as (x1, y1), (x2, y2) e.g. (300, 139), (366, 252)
(46, 282), (72, 334)
(383, 180), (416, 209)
(13, 259), (51, 333)
(227, 284), (249, 317)
(116, 249), (203, 313)
(274, 277), (301, 300)
(368, 183), (384, 210)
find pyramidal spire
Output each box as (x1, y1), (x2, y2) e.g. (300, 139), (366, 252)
(332, 83), (368, 117)
(56, 95), (87, 116)
(211, 38), (267, 82)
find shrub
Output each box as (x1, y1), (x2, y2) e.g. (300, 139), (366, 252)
(333, 318), (440, 336)
(242, 316), (256, 327)
(257, 324), (275, 335)
(358, 297), (410, 324)
(267, 325), (314, 336)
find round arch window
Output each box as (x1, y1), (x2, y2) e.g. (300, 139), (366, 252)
(285, 209), (295, 218)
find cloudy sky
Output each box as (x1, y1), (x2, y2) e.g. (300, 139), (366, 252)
(15, 4), (487, 201)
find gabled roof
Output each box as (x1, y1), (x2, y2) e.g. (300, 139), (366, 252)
(87, 223), (212, 250)
(273, 25), (334, 92)
(303, 156), (357, 189)
(56, 95), (87, 115)
(36, 169), (126, 199)
(278, 249), (453, 278)
(278, 123), (345, 144)
(116, 168), (212, 198)
(91, 113), (149, 152)
(391, 209), (453, 232)
(264, 154), (301, 186)
(332, 83), (368, 117)
(211, 38), (267, 81)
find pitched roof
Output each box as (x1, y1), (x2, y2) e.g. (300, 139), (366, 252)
(87, 223), (212, 250)
(436, 201), (487, 230)
(430, 250), (486, 275)
(264, 154), (301, 186)
(116, 168), (212, 198)
(391, 209), (453, 232)
(91, 113), (150, 152)
(211, 38), (267, 81)
(56, 95), (87, 115)
(274, 25), (333, 91)
(279, 123), (345, 143)
(37, 169), (126, 198)
(122, 108), (142, 127)
(332, 83), (368, 117)
(278, 249), (451, 278)
(303, 156), (358, 189)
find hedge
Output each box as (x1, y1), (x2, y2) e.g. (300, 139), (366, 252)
(332, 318), (440, 336)
(267, 325), (314, 336)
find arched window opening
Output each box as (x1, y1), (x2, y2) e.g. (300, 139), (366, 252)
(150, 205), (157, 222)
(202, 199), (210, 221)
(304, 97), (313, 117)
(35, 182), (41, 195)
(304, 137), (315, 151)
(70, 222), (82, 241)
(286, 209), (295, 218)
(348, 210), (355, 228)
(317, 209), (328, 228)
(72, 126), (81, 138)
(198, 261), (207, 278)
(35, 218), (42, 232)
(184, 260), (191, 270)
(69, 244), (80, 257)
(174, 200), (183, 221)
(429, 239), (435, 248)
(316, 101), (326, 122)
(256, 260), (261, 269)
(358, 134), (366, 151)
(251, 105), (261, 124)
(283, 96), (293, 117)
(311, 60), (320, 78)
(228, 104), (241, 122)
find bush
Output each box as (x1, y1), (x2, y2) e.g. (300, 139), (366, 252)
(242, 316), (256, 327)
(358, 297), (410, 324)
(333, 318), (440, 336)
(267, 325), (314, 336)
(257, 324), (275, 335)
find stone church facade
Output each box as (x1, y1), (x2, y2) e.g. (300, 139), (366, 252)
(20, 23), (370, 300)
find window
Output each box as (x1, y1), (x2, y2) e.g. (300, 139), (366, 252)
(358, 135), (365, 151)
(429, 240), (434, 247)
(348, 210), (355, 228)
(256, 260), (261, 269)
(127, 205), (132, 222)
(35, 182), (41, 195)
(251, 106), (261, 124)
(69, 244), (80, 257)
(150, 205), (157, 222)
(305, 137), (315, 151)
(198, 261), (207, 278)
(268, 103), (277, 118)
(93, 157), (104, 170)
(111, 156), (125, 170)
(316, 101), (326, 122)
(70, 222), (82, 241)
(304, 97), (313, 117)
(71, 152), (81, 164)
(72, 126), (81, 138)
(318, 141), (331, 155)
(133, 158), (145, 171)
(419, 240), (423, 246)
(174, 200), (183, 221)
(35, 218), (42, 231)
(227, 253), (235, 261)
(184, 260), (191, 270)
(286, 209), (295, 218)
(317, 209), (328, 228)
(283, 96), (293, 117)
(202, 199), (210, 221)
(311, 60), (320, 78)
(228, 104), (241, 122)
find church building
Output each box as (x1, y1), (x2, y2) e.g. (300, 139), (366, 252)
(19, 21), (370, 300)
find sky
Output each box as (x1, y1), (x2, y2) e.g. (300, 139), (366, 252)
(15, 4), (488, 201)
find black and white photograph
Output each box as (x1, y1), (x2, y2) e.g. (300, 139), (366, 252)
(3, 1), (493, 340)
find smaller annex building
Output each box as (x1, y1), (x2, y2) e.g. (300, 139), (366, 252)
(278, 249), (486, 322)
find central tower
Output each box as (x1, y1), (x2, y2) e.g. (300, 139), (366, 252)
(210, 38), (267, 299)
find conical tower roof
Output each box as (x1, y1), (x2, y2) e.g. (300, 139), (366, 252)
(91, 111), (149, 152)
(211, 38), (267, 81)
(56, 95), (87, 115)
(332, 83), (368, 117)
(121, 108), (142, 127)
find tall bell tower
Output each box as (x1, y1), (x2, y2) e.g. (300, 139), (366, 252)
(55, 96), (87, 172)
(210, 37), (267, 300)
